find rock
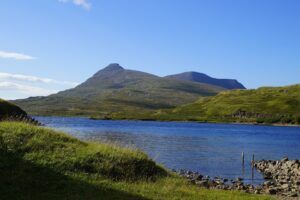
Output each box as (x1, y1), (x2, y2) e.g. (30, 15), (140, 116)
(236, 177), (243, 181)
(254, 158), (300, 196)
(263, 180), (274, 187)
(196, 180), (209, 187)
(195, 174), (203, 180)
(263, 172), (272, 179)
(267, 188), (277, 195)
(281, 183), (289, 190)
(254, 190), (260, 194)
(288, 192), (298, 197)
(177, 158), (300, 197)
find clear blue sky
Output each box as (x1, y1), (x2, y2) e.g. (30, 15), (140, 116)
(0, 0), (299, 99)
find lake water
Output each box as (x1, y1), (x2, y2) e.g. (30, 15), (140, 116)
(36, 117), (300, 184)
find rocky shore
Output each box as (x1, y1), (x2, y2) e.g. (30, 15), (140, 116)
(176, 158), (299, 198)
(254, 158), (299, 198)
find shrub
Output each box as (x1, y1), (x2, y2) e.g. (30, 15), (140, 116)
(295, 115), (300, 125)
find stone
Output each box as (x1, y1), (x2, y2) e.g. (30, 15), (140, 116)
(254, 190), (260, 194)
(281, 157), (289, 162)
(267, 188), (277, 195)
(236, 177), (243, 181)
(281, 183), (289, 190)
(264, 181), (274, 186)
(196, 180), (208, 187)
(195, 174), (203, 180)
(288, 192), (298, 197)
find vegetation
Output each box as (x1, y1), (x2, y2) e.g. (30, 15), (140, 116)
(154, 84), (300, 125)
(0, 99), (27, 120)
(0, 122), (271, 199)
(13, 64), (224, 116)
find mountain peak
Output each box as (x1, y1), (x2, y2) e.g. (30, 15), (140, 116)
(102, 63), (124, 71)
(93, 63), (124, 77)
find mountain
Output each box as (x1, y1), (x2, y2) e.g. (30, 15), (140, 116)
(13, 64), (225, 117)
(155, 84), (300, 124)
(166, 72), (245, 90)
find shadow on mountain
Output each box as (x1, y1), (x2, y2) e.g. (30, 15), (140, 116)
(107, 98), (174, 109)
(0, 150), (148, 200)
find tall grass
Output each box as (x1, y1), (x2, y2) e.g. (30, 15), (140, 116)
(0, 122), (167, 181)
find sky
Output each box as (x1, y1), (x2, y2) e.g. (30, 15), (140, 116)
(0, 0), (299, 100)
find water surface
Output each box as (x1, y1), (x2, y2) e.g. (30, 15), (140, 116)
(36, 117), (300, 184)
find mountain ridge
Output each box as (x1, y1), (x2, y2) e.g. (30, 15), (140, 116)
(13, 64), (226, 117)
(166, 71), (246, 90)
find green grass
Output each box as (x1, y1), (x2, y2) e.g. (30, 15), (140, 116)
(0, 122), (272, 200)
(155, 84), (300, 125)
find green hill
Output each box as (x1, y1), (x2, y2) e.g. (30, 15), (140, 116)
(0, 99), (28, 120)
(156, 84), (300, 124)
(0, 122), (271, 199)
(13, 64), (225, 117)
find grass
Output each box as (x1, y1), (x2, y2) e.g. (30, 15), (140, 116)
(154, 84), (300, 125)
(0, 122), (272, 200)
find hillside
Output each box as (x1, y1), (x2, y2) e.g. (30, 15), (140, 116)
(0, 99), (28, 120)
(166, 72), (245, 90)
(0, 122), (271, 199)
(156, 84), (300, 124)
(13, 64), (225, 117)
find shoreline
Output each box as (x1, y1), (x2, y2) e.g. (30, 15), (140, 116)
(33, 115), (300, 128)
(177, 157), (299, 198)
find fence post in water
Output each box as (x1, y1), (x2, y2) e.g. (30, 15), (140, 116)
(251, 154), (255, 167)
(242, 152), (245, 165)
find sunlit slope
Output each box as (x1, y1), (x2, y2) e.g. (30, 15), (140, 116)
(156, 84), (300, 124)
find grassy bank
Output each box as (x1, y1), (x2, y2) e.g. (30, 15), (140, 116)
(0, 122), (272, 199)
(153, 84), (300, 125)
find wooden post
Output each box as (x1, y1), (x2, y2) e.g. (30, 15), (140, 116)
(251, 154), (255, 167)
(242, 152), (245, 165)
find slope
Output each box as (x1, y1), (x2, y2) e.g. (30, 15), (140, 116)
(166, 72), (245, 90)
(156, 84), (300, 124)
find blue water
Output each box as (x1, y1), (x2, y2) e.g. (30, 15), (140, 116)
(36, 117), (300, 184)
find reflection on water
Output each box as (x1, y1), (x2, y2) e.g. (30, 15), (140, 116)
(36, 117), (300, 184)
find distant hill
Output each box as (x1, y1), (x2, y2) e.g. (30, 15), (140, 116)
(166, 72), (245, 90)
(13, 64), (225, 117)
(155, 84), (300, 124)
